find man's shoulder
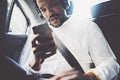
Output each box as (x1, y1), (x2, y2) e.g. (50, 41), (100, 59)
(74, 18), (94, 29)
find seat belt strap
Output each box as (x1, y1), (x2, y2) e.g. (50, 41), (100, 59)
(52, 32), (84, 74)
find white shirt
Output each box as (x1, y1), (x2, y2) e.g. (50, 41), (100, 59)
(40, 14), (120, 80)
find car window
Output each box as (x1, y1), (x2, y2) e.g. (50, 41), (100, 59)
(7, 0), (28, 34)
(9, 3), (28, 34)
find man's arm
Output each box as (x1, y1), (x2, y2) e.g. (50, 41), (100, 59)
(88, 22), (120, 80)
(50, 68), (98, 80)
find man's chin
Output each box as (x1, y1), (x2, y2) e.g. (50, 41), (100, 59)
(50, 23), (61, 28)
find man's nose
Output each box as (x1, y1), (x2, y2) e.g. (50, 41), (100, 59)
(47, 8), (54, 17)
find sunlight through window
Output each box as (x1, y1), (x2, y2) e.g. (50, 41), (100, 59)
(72, 0), (110, 19)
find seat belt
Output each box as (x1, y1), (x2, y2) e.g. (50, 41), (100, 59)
(52, 32), (84, 74)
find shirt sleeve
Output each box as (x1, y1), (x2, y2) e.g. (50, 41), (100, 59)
(88, 21), (120, 80)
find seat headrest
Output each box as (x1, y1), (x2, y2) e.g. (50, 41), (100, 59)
(91, 1), (120, 18)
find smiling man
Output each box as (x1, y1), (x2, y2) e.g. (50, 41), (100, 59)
(32, 0), (120, 80)
(36, 0), (69, 27)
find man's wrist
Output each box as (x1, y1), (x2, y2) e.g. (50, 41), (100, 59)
(84, 71), (100, 80)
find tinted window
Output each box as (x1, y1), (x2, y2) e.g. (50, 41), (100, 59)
(8, 3), (28, 34)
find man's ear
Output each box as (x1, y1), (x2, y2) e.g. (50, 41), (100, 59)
(62, 0), (71, 9)
(63, 0), (74, 15)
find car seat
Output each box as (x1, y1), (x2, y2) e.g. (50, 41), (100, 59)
(91, 0), (120, 79)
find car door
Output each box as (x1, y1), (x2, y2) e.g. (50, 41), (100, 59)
(0, 0), (32, 79)
(0, 0), (29, 62)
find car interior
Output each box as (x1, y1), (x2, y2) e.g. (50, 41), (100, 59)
(0, 0), (120, 80)
(91, 0), (120, 79)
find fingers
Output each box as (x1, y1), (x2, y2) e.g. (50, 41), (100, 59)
(50, 68), (82, 80)
(33, 38), (57, 58)
(32, 34), (40, 47)
(31, 58), (43, 71)
(31, 31), (57, 71)
(31, 27), (57, 71)
(32, 33), (57, 63)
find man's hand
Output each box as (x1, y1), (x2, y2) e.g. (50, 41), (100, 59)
(50, 68), (99, 80)
(31, 31), (57, 70)
(32, 34), (57, 59)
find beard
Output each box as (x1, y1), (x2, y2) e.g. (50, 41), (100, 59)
(49, 14), (63, 28)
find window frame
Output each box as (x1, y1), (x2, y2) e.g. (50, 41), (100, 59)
(6, 0), (30, 34)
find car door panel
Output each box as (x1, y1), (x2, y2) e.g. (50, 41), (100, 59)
(0, 33), (27, 62)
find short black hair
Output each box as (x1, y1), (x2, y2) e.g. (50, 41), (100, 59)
(32, 0), (73, 19)
(32, 0), (44, 19)
(32, 0), (64, 19)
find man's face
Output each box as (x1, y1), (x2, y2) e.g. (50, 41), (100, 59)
(36, 0), (68, 28)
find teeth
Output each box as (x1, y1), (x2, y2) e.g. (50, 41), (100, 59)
(50, 16), (57, 22)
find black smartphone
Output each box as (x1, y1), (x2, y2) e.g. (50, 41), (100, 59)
(32, 22), (57, 59)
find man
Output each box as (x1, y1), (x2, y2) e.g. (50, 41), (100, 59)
(32, 0), (120, 80)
